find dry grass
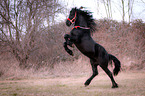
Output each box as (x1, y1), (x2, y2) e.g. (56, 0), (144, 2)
(0, 56), (91, 79)
(0, 71), (145, 96)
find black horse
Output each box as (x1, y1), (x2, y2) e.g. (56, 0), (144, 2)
(63, 7), (121, 88)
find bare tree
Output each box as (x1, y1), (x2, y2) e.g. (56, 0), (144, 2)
(128, 0), (134, 24)
(0, 0), (63, 68)
(120, 0), (125, 23)
(102, 0), (112, 19)
(141, 0), (145, 3)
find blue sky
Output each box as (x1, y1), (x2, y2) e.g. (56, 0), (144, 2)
(59, 0), (145, 22)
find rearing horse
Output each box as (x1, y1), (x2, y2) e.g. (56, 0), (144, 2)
(63, 7), (121, 88)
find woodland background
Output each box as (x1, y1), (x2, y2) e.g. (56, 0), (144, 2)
(0, 0), (145, 78)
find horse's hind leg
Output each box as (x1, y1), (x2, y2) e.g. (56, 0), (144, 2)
(85, 59), (98, 86)
(101, 66), (118, 88)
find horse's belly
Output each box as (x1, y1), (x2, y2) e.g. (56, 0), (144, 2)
(75, 43), (95, 58)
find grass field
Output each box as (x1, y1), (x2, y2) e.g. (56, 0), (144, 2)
(0, 71), (145, 96)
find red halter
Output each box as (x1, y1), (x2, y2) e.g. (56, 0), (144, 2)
(72, 26), (90, 30)
(67, 11), (90, 30)
(67, 11), (77, 24)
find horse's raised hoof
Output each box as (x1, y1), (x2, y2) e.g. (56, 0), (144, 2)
(84, 80), (90, 87)
(71, 53), (74, 56)
(84, 82), (89, 87)
(112, 84), (118, 88)
(68, 50), (73, 56)
(84, 84), (89, 87)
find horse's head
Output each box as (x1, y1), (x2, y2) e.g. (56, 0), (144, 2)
(66, 7), (77, 26)
(66, 7), (97, 33)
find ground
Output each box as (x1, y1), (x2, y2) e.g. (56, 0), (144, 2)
(0, 71), (145, 96)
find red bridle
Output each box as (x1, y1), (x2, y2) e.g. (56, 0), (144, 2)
(67, 11), (77, 24)
(67, 10), (90, 30)
(72, 26), (90, 30)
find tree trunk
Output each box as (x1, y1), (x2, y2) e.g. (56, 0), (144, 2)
(19, 57), (28, 69)
(12, 49), (29, 69)
(121, 0), (125, 24)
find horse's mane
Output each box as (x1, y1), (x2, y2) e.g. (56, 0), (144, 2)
(77, 8), (97, 33)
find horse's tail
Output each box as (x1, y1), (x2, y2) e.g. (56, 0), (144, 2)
(109, 54), (121, 76)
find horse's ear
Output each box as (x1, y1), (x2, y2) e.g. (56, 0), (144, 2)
(74, 7), (77, 11)
(79, 6), (84, 9)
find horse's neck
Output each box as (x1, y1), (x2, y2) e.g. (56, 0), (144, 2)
(74, 14), (92, 37)
(75, 15), (87, 27)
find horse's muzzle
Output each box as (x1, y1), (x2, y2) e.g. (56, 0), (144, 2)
(66, 20), (71, 26)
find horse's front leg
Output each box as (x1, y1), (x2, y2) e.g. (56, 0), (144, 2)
(63, 34), (74, 56)
(63, 42), (74, 56)
(64, 34), (74, 47)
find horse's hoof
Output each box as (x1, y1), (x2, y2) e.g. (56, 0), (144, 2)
(85, 85), (89, 87)
(112, 84), (118, 88)
(84, 82), (89, 87)
(84, 81), (90, 87)
(68, 50), (73, 56)
(70, 52), (74, 56)
(84, 83), (89, 87)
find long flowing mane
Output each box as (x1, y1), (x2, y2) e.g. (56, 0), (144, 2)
(77, 8), (97, 33)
